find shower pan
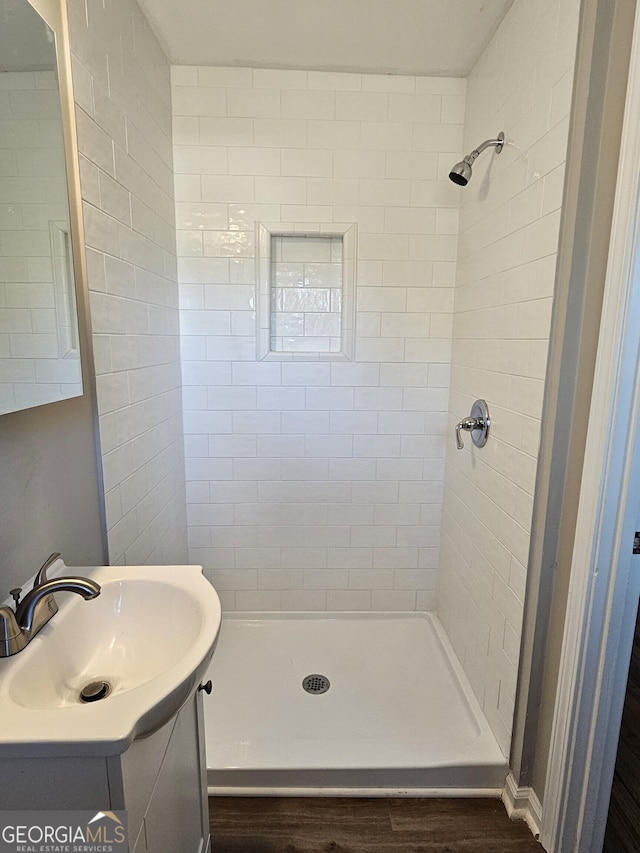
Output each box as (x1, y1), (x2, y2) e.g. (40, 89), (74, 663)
(205, 612), (507, 795)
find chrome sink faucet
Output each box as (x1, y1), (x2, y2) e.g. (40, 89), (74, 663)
(0, 553), (101, 657)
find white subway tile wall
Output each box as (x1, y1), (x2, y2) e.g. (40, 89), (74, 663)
(0, 71), (82, 412)
(173, 66), (465, 611)
(438, 0), (580, 754)
(68, 0), (188, 565)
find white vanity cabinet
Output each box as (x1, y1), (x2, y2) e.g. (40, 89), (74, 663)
(0, 690), (210, 853)
(119, 692), (210, 853)
(0, 561), (220, 853)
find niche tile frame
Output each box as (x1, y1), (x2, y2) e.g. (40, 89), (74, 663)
(256, 222), (356, 361)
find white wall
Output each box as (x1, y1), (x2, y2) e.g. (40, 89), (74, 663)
(438, 0), (581, 754)
(172, 66), (465, 610)
(68, 0), (187, 565)
(0, 71), (82, 413)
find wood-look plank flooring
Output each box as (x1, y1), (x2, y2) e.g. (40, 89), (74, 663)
(209, 797), (541, 852)
(604, 601), (640, 852)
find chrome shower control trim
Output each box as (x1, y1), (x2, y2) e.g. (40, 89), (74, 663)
(455, 399), (491, 450)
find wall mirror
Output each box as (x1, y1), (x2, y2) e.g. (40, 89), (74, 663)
(0, 0), (86, 415)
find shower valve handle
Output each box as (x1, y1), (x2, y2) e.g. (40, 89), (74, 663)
(456, 417), (478, 450)
(455, 400), (491, 450)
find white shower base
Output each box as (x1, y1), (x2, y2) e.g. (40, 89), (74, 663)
(204, 611), (508, 795)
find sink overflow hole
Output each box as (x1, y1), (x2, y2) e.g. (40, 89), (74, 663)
(79, 680), (112, 703)
(302, 674), (330, 695)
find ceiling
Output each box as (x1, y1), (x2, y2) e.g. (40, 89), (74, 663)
(136, 0), (514, 77)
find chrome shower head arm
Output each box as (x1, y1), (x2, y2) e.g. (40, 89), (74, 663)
(468, 132), (505, 160)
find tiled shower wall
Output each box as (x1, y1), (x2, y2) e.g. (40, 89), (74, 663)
(68, 0), (187, 565)
(172, 66), (465, 610)
(438, 0), (581, 753)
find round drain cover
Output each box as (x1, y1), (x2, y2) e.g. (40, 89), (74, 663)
(302, 674), (330, 695)
(79, 680), (112, 703)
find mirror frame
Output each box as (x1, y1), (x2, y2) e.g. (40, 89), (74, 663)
(4, 0), (95, 414)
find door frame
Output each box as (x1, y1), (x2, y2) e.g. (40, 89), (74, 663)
(541, 4), (640, 848)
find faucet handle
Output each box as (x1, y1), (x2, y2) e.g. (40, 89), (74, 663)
(34, 552), (62, 588)
(0, 605), (26, 655)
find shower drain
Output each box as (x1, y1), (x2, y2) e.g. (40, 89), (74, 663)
(302, 674), (330, 695)
(79, 679), (112, 703)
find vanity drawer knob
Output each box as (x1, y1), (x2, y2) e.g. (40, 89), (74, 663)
(198, 680), (213, 695)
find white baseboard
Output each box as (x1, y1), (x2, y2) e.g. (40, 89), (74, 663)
(502, 772), (542, 840)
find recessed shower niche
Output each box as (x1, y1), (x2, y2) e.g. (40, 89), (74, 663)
(256, 224), (356, 361)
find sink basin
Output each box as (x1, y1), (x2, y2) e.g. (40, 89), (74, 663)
(0, 562), (221, 757)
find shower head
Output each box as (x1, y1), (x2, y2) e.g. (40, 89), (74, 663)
(449, 157), (474, 186)
(449, 131), (505, 186)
